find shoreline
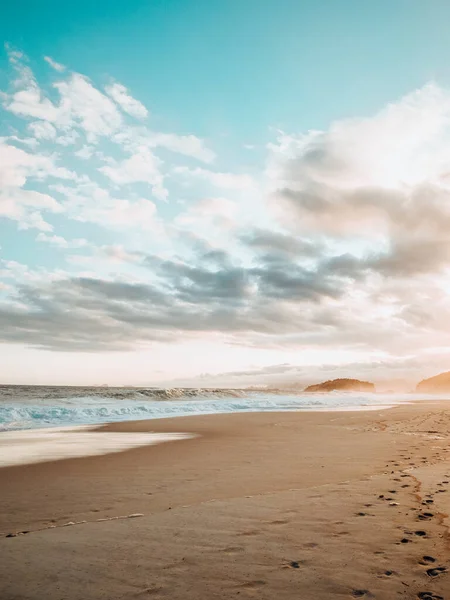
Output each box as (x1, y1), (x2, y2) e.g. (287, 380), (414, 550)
(1, 401), (450, 599)
(3, 390), (442, 434)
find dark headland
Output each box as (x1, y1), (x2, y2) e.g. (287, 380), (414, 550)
(304, 378), (375, 392)
(416, 370), (450, 393)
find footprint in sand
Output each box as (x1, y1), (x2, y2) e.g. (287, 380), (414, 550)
(377, 570), (395, 578)
(303, 542), (319, 549)
(136, 585), (165, 595)
(426, 566), (447, 577)
(419, 556), (436, 565)
(283, 560), (306, 569)
(418, 513), (434, 521)
(267, 518), (290, 525)
(351, 590), (373, 598)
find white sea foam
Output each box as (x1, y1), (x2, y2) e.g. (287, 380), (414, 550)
(1, 388), (448, 433)
(0, 426), (194, 467)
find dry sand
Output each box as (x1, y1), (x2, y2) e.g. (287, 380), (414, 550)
(1, 401), (450, 599)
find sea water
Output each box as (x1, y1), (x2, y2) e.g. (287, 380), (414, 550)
(0, 386), (446, 467)
(0, 385), (419, 432)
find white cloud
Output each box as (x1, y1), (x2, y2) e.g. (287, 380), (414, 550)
(2, 135), (38, 149)
(74, 145), (94, 159)
(83, 197), (159, 230)
(3, 67), (62, 122)
(3, 50), (123, 142)
(146, 132), (215, 163)
(56, 129), (80, 146)
(44, 56), (66, 72)
(53, 181), (161, 231)
(112, 128), (215, 163)
(99, 244), (143, 263)
(176, 197), (238, 230)
(36, 233), (88, 248)
(173, 166), (254, 189)
(268, 83), (450, 236)
(28, 121), (57, 140)
(0, 189), (61, 231)
(54, 74), (123, 141)
(0, 140), (77, 230)
(98, 147), (167, 200)
(105, 82), (148, 119)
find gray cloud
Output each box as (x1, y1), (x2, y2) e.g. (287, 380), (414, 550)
(3, 202), (450, 354)
(240, 228), (321, 258)
(0, 232), (372, 351)
(3, 82), (450, 369)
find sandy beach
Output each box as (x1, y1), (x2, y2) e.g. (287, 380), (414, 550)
(1, 401), (450, 599)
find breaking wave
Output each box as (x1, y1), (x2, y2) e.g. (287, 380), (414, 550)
(0, 385), (407, 431)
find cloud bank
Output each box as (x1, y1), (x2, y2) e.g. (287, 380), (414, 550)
(2, 46), (450, 384)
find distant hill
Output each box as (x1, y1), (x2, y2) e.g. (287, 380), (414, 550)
(304, 378), (375, 393)
(416, 371), (450, 393)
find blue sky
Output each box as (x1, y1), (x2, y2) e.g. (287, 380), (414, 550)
(3, 1), (450, 387)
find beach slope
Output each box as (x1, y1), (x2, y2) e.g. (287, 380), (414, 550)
(1, 403), (450, 599)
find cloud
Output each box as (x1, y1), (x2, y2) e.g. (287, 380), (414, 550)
(3, 48), (123, 141)
(43, 56), (66, 72)
(28, 121), (57, 140)
(186, 356), (428, 389)
(98, 147), (167, 200)
(3, 63), (62, 122)
(2, 223), (450, 357)
(0, 236), (375, 351)
(175, 197), (238, 230)
(36, 233), (88, 249)
(0, 139), (75, 230)
(240, 228), (321, 258)
(3, 48), (215, 166)
(52, 181), (162, 230)
(105, 82), (148, 119)
(112, 128), (215, 163)
(4, 46), (450, 382)
(54, 74), (124, 141)
(269, 84), (450, 235)
(74, 145), (94, 159)
(146, 132), (215, 163)
(266, 84), (450, 292)
(173, 166), (254, 189)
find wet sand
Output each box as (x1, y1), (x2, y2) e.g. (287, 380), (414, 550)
(1, 401), (450, 599)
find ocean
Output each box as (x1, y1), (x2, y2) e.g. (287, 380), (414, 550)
(0, 385), (416, 432)
(1, 386), (448, 467)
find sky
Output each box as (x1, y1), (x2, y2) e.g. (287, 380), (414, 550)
(2, 1), (450, 388)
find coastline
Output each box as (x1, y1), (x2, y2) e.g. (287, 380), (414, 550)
(1, 400), (450, 599)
